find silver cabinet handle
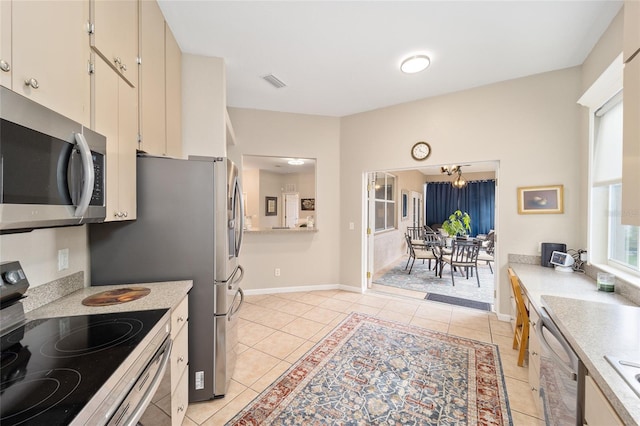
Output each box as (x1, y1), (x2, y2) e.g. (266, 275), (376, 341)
(123, 211), (128, 218)
(177, 356), (184, 363)
(120, 63), (127, 72)
(0, 60), (10, 72)
(24, 78), (39, 89)
(177, 316), (185, 322)
(177, 405), (185, 413)
(114, 57), (121, 65)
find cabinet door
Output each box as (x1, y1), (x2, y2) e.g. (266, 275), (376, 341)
(93, 57), (120, 221)
(118, 71), (138, 221)
(91, 0), (138, 87)
(624, 0), (640, 63)
(139, 0), (166, 156)
(165, 23), (182, 158)
(11, 1), (90, 125)
(622, 56), (640, 226)
(93, 56), (137, 221)
(0, 1), (11, 88)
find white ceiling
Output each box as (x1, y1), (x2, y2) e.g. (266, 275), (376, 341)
(158, 0), (622, 118)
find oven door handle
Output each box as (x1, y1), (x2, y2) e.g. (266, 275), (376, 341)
(123, 338), (173, 426)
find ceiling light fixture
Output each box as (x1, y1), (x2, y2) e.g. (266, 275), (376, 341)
(288, 159), (304, 165)
(400, 54), (431, 74)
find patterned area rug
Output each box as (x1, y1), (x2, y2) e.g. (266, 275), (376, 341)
(227, 313), (512, 426)
(373, 256), (494, 304)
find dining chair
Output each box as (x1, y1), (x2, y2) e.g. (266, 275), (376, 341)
(404, 234), (438, 274)
(438, 239), (481, 286)
(406, 226), (425, 248)
(508, 267), (530, 367)
(478, 232), (495, 273)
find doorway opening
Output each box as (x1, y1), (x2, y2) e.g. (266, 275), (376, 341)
(364, 161), (499, 311)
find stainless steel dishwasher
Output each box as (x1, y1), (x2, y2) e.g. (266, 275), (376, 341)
(536, 306), (585, 426)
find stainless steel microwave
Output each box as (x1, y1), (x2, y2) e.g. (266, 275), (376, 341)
(0, 87), (106, 231)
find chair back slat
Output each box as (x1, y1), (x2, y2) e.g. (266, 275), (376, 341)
(406, 226), (423, 240)
(449, 239), (481, 263)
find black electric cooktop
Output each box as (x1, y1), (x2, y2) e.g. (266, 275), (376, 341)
(0, 309), (168, 425)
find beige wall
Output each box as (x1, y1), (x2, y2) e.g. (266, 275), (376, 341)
(341, 67), (584, 315)
(227, 108), (341, 291)
(0, 226), (88, 288)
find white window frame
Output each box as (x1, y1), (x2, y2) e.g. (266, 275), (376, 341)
(374, 172), (396, 233)
(580, 54), (640, 282)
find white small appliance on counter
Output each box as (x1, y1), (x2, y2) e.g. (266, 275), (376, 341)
(549, 250), (575, 272)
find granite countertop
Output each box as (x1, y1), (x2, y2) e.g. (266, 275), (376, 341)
(510, 263), (639, 425)
(27, 280), (192, 320)
(244, 227), (318, 234)
(542, 296), (640, 425)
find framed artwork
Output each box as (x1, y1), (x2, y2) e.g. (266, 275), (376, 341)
(517, 185), (564, 214)
(265, 196), (277, 216)
(301, 198), (315, 211)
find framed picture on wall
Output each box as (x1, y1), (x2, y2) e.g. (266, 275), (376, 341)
(401, 190), (409, 220)
(265, 196), (277, 216)
(301, 198), (315, 211)
(517, 185), (564, 214)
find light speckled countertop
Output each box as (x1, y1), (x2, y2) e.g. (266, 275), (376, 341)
(510, 263), (639, 425)
(26, 281), (192, 320)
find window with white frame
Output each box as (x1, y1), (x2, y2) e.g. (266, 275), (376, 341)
(374, 172), (396, 232)
(590, 94), (640, 274)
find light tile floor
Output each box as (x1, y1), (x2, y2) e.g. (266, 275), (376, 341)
(143, 289), (544, 425)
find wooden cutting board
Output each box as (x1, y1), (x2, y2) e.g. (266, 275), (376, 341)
(82, 287), (151, 306)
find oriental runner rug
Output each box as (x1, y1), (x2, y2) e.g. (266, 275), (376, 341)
(227, 313), (512, 426)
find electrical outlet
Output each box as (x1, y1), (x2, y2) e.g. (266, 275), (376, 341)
(274, 268), (281, 277)
(58, 248), (69, 271)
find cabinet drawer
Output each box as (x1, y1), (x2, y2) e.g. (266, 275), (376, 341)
(584, 375), (623, 426)
(528, 327), (541, 371)
(171, 296), (188, 337)
(170, 323), (188, 395)
(171, 368), (188, 426)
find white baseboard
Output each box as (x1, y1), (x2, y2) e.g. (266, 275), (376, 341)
(495, 312), (511, 322)
(242, 283), (362, 296)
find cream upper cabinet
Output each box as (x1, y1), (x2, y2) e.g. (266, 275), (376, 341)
(0, 1), (11, 88)
(622, 0), (640, 226)
(139, 0), (166, 156)
(92, 55), (137, 221)
(165, 22), (182, 158)
(90, 0), (138, 88)
(624, 0), (640, 62)
(2, 1), (90, 126)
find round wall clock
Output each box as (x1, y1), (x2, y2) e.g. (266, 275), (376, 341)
(411, 141), (431, 161)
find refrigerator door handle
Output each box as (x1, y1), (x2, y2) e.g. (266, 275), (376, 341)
(228, 265), (244, 290)
(234, 178), (244, 256)
(228, 287), (244, 320)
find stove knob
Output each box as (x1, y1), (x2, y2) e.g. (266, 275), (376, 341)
(3, 270), (21, 284)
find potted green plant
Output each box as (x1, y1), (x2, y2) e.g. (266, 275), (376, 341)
(442, 210), (471, 237)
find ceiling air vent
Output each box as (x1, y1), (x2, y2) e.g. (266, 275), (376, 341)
(262, 74), (287, 89)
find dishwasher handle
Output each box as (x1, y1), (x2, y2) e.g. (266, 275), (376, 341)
(536, 311), (578, 380)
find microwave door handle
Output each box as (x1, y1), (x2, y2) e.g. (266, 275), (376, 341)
(73, 133), (94, 218)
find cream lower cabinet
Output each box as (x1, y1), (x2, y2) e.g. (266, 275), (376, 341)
(527, 306), (543, 417)
(141, 294), (189, 425)
(92, 55), (137, 221)
(168, 295), (189, 426)
(584, 375), (623, 425)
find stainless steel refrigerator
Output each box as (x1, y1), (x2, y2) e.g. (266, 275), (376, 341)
(89, 154), (245, 402)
